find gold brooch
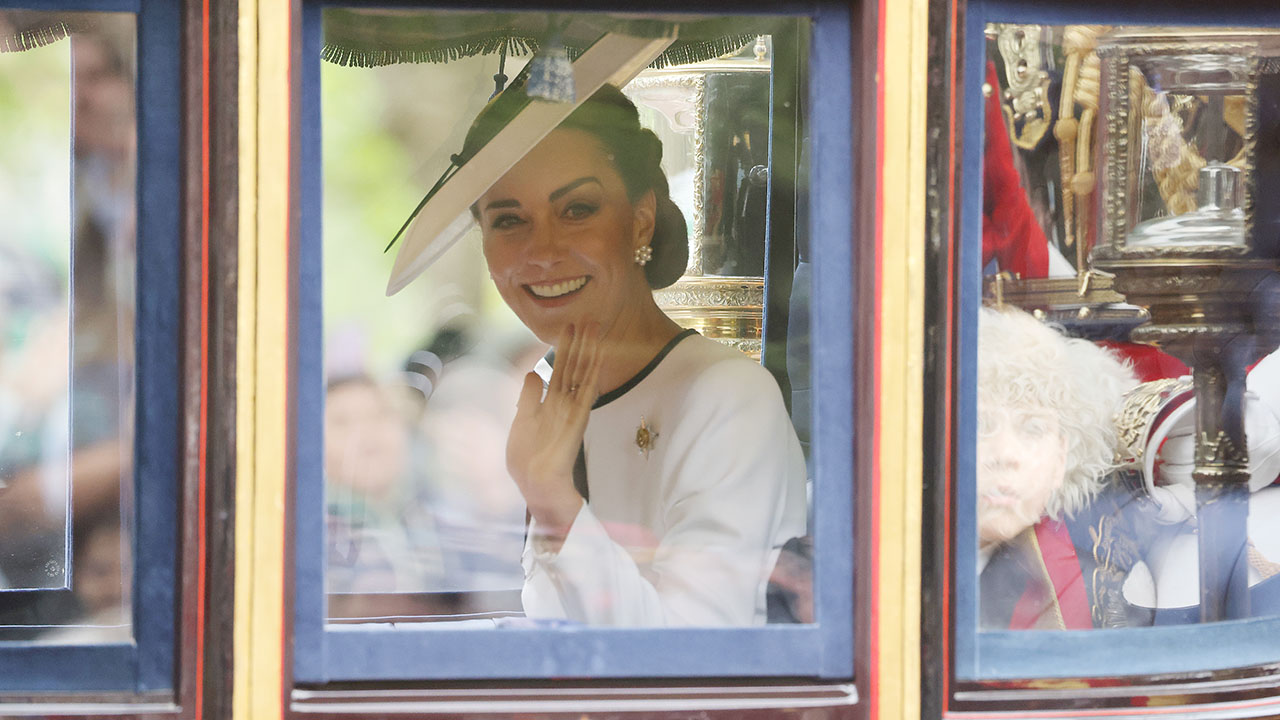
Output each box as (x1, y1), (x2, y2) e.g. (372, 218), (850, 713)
(635, 416), (659, 458)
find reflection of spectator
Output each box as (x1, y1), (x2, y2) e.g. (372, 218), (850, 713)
(72, 517), (127, 624)
(325, 375), (442, 595)
(35, 515), (129, 644)
(0, 250), (72, 590)
(0, 22), (135, 636)
(401, 318), (477, 416)
(411, 324), (543, 593)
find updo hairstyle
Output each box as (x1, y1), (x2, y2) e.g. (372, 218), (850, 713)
(466, 84), (689, 289)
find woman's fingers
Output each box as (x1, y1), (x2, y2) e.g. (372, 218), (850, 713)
(544, 322), (602, 416)
(580, 327), (603, 402)
(571, 323), (601, 406)
(560, 323), (585, 397)
(551, 322), (599, 403)
(549, 324), (574, 395)
(516, 371), (544, 416)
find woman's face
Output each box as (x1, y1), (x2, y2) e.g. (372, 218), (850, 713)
(478, 127), (655, 345)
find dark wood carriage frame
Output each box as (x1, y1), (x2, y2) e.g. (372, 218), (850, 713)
(0, 0), (239, 715)
(5, 0), (1280, 717)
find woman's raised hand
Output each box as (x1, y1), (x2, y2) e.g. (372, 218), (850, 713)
(507, 323), (602, 540)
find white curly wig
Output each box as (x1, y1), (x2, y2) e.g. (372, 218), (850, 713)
(978, 307), (1139, 519)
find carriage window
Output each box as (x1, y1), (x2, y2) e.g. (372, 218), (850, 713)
(963, 16), (1280, 679)
(0, 9), (136, 646)
(297, 4), (853, 683)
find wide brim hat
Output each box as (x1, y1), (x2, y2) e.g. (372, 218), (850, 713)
(320, 9), (782, 295)
(383, 31), (674, 296)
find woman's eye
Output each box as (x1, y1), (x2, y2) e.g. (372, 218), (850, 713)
(489, 213), (525, 230)
(563, 201), (598, 220)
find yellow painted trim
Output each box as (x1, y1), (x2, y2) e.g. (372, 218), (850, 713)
(232, 0), (258, 713)
(235, 0), (289, 717)
(877, 0), (929, 718)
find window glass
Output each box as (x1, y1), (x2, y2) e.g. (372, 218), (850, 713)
(974, 21), (1280, 644)
(320, 9), (814, 628)
(0, 10), (136, 643)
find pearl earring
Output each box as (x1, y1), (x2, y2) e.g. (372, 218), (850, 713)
(634, 245), (653, 266)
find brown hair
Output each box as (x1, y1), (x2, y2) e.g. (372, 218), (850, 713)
(466, 84), (689, 289)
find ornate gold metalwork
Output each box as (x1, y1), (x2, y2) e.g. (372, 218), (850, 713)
(1087, 512), (1144, 628)
(1055, 25), (1107, 256)
(654, 276), (764, 359)
(1197, 430), (1249, 468)
(719, 337), (763, 357)
(996, 24), (1053, 150)
(1114, 377), (1194, 464)
(635, 416), (659, 458)
(983, 273), (1127, 310)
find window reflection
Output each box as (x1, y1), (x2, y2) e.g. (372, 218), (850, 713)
(321, 10), (812, 627)
(0, 11), (135, 642)
(978, 23), (1280, 633)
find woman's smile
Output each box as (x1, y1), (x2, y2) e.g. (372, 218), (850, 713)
(525, 275), (592, 301)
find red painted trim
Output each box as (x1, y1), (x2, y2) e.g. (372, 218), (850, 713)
(948, 695), (1280, 719)
(941, 0), (958, 708)
(195, 0), (211, 714)
(870, 0), (888, 717)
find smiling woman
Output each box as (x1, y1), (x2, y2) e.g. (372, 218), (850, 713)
(316, 16), (815, 631)
(457, 84), (806, 626)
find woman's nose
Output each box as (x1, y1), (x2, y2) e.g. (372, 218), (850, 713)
(524, 218), (562, 267)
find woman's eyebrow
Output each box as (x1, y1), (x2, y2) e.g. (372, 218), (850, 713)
(549, 176), (601, 202)
(483, 198), (521, 212)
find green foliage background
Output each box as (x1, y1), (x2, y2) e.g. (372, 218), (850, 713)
(321, 55), (532, 379)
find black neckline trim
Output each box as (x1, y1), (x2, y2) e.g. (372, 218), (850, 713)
(593, 329), (697, 409)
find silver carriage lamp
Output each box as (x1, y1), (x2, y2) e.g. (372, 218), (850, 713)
(1090, 28), (1280, 622)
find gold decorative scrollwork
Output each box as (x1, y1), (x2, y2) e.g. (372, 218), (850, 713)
(654, 282), (760, 308)
(1197, 430), (1249, 468)
(996, 24), (1053, 150)
(1056, 25), (1107, 258)
(654, 277), (764, 359)
(1114, 377), (1194, 464)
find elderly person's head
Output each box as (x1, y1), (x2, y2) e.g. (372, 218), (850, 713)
(977, 307), (1137, 549)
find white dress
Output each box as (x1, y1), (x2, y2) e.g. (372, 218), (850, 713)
(522, 331), (809, 626)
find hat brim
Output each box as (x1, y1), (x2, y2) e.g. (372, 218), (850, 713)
(386, 31), (675, 296)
